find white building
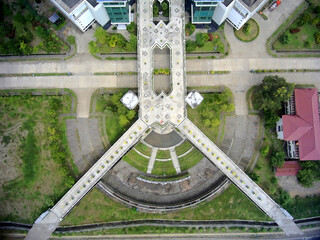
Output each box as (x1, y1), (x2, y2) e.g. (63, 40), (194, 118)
(50, 0), (132, 32)
(192, 0), (268, 30)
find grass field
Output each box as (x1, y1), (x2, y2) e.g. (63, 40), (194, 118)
(178, 148), (204, 172)
(175, 141), (193, 156)
(134, 142), (152, 156)
(152, 160), (176, 176)
(105, 112), (128, 145)
(62, 184), (269, 226)
(0, 92), (75, 223)
(156, 150), (171, 159)
(122, 148), (149, 173)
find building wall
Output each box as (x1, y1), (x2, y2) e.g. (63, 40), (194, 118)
(212, 1), (233, 25)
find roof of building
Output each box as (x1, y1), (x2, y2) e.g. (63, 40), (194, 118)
(275, 161), (302, 177)
(282, 88), (320, 161)
(87, 0), (98, 8)
(62, 0), (81, 8)
(121, 91), (139, 110)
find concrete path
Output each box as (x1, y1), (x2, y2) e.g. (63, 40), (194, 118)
(170, 148), (181, 173)
(71, 88), (95, 118)
(147, 147), (158, 174)
(233, 91), (248, 116)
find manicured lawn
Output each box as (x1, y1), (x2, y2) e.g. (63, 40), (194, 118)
(134, 142), (152, 156)
(156, 150), (171, 159)
(152, 160), (176, 176)
(273, 5), (320, 50)
(122, 148), (149, 173)
(61, 184), (269, 226)
(0, 92), (75, 223)
(175, 140), (193, 156)
(234, 19), (259, 42)
(178, 148), (204, 172)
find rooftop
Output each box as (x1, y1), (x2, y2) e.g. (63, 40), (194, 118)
(275, 161), (302, 177)
(282, 89), (320, 161)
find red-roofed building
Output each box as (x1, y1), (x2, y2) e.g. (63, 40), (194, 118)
(276, 88), (320, 161)
(275, 161), (302, 177)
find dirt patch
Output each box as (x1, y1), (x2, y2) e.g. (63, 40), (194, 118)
(278, 176), (320, 197)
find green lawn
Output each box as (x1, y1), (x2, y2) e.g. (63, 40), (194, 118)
(0, 92), (75, 223)
(175, 141), (192, 156)
(61, 184), (269, 226)
(122, 148), (149, 173)
(152, 160), (176, 176)
(234, 19), (259, 42)
(156, 150), (171, 159)
(273, 5), (320, 50)
(178, 148), (204, 172)
(105, 113), (128, 145)
(134, 142), (152, 156)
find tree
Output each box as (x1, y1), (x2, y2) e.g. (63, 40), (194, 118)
(297, 169), (315, 188)
(126, 110), (136, 120)
(153, 5), (159, 16)
(260, 145), (269, 157)
(249, 172), (260, 182)
(119, 115), (129, 127)
(35, 26), (49, 39)
(94, 26), (107, 45)
(298, 13), (311, 26)
(271, 150), (285, 167)
(195, 32), (205, 47)
(264, 109), (280, 129)
(126, 22), (137, 35)
(19, 41), (32, 55)
(278, 189), (292, 206)
(252, 75), (295, 112)
(312, 16), (320, 25)
(280, 33), (290, 44)
(314, 6), (320, 14)
(186, 40), (196, 52)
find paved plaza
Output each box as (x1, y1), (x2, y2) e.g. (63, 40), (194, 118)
(2, 0), (316, 239)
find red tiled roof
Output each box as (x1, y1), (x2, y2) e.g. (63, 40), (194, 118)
(275, 161), (302, 176)
(282, 89), (320, 161)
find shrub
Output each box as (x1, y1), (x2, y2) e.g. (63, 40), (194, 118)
(67, 35), (75, 45)
(289, 28), (300, 34)
(271, 150), (286, 168)
(312, 16), (320, 25)
(249, 172), (260, 183)
(314, 6), (320, 14)
(154, 69), (159, 75)
(260, 145), (269, 157)
(280, 33), (291, 44)
(243, 22), (251, 34)
(298, 13), (311, 26)
(304, 40), (311, 48)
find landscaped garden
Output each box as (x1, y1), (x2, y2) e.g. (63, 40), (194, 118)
(273, 1), (320, 51)
(0, 90), (76, 223)
(187, 88), (234, 143)
(0, 0), (68, 55)
(95, 89), (138, 144)
(122, 148), (149, 173)
(89, 26), (137, 55)
(234, 19), (259, 42)
(186, 33), (225, 53)
(175, 140), (192, 156)
(152, 160), (176, 176)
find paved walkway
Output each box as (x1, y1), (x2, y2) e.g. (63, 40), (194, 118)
(170, 148), (181, 173)
(147, 148), (158, 174)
